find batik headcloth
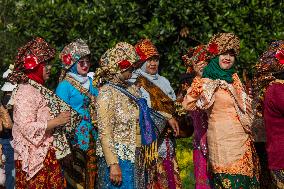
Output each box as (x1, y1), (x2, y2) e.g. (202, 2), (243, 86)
(182, 33), (240, 74)
(135, 39), (159, 62)
(8, 37), (55, 84)
(60, 39), (90, 70)
(93, 42), (139, 85)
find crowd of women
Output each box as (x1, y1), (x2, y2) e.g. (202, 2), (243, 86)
(0, 32), (283, 189)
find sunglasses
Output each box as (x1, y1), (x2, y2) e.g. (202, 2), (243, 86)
(78, 59), (91, 67)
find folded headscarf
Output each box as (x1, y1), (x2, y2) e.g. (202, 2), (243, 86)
(8, 37), (55, 84)
(182, 33), (240, 75)
(59, 39), (91, 82)
(93, 42), (139, 86)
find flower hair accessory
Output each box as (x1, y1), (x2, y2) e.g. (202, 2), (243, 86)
(207, 42), (219, 55)
(118, 60), (131, 70)
(275, 49), (284, 64)
(23, 55), (39, 70)
(62, 54), (72, 65)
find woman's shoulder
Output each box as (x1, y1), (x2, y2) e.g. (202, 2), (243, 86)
(17, 83), (40, 96)
(97, 84), (115, 97)
(57, 80), (73, 89)
(14, 84), (43, 105)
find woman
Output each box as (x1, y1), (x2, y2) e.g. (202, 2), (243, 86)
(95, 42), (151, 188)
(182, 33), (260, 188)
(0, 100), (13, 187)
(129, 39), (181, 189)
(56, 39), (99, 188)
(182, 51), (213, 189)
(7, 37), (71, 188)
(254, 40), (284, 188)
(0, 65), (17, 189)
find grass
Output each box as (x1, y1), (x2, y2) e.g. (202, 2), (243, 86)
(176, 137), (195, 189)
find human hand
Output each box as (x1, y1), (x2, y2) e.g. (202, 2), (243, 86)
(168, 118), (180, 137)
(56, 112), (71, 126)
(110, 163), (122, 186)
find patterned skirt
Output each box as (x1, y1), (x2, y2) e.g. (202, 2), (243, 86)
(271, 169), (284, 189)
(211, 140), (260, 189)
(146, 137), (182, 189)
(213, 173), (259, 189)
(193, 149), (212, 189)
(15, 149), (64, 189)
(62, 141), (97, 189)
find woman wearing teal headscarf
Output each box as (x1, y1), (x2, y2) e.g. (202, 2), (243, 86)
(183, 33), (260, 189)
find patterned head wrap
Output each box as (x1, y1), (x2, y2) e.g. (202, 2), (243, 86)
(253, 40), (284, 118)
(59, 39), (90, 70)
(93, 42), (139, 86)
(182, 33), (240, 74)
(135, 39), (159, 63)
(8, 37), (55, 84)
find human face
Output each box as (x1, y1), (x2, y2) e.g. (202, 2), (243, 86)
(120, 66), (134, 81)
(77, 56), (91, 76)
(43, 65), (51, 81)
(145, 57), (159, 75)
(219, 50), (236, 70)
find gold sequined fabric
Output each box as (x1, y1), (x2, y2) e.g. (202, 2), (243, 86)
(96, 84), (140, 166)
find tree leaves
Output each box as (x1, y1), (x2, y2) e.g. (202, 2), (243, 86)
(0, 0), (283, 89)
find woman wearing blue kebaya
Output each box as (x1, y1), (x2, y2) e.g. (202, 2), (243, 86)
(56, 39), (98, 188)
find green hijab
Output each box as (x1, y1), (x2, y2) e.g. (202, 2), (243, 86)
(202, 56), (236, 83)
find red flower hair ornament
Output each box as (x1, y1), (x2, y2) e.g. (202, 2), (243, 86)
(23, 54), (39, 70)
(62, 53), (72, 65)
(207, 42), (219, 55)
(275, 49), (284, 64)
(118, 60), (131, 70)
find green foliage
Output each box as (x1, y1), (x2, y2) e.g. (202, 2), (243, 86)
(176, 137), (195, 188)
(1, 0), (283, 88)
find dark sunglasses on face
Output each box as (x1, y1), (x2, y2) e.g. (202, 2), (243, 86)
(78, 60), (91, 67)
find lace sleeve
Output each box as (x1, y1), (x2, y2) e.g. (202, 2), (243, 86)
(96, 86), (119, 166)
(13, 85), (49, 146)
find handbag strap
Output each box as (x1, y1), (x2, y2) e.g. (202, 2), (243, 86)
(65, 75), (94, 101)
(107, 82), (138, 102)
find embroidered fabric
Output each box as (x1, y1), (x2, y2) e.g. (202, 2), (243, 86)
(193, 74), (252, 133)
(96, 85), (139, 165)
(56, 78), (98, 151)
(27, 80), (82, 159)
(12, 83), (53, 179)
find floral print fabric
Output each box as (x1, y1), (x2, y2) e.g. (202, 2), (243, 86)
(15, 149), (64, 189)
(12, 83), (53, 179)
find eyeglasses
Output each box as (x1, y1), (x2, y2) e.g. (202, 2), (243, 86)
(78, 59), (91, 67)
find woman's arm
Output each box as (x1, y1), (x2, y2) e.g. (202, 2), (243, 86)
(182, 76), (203, 111)
(0, 105), (12, 129)
(96, 86), (119, 166)
(14, 85), (69, 146)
